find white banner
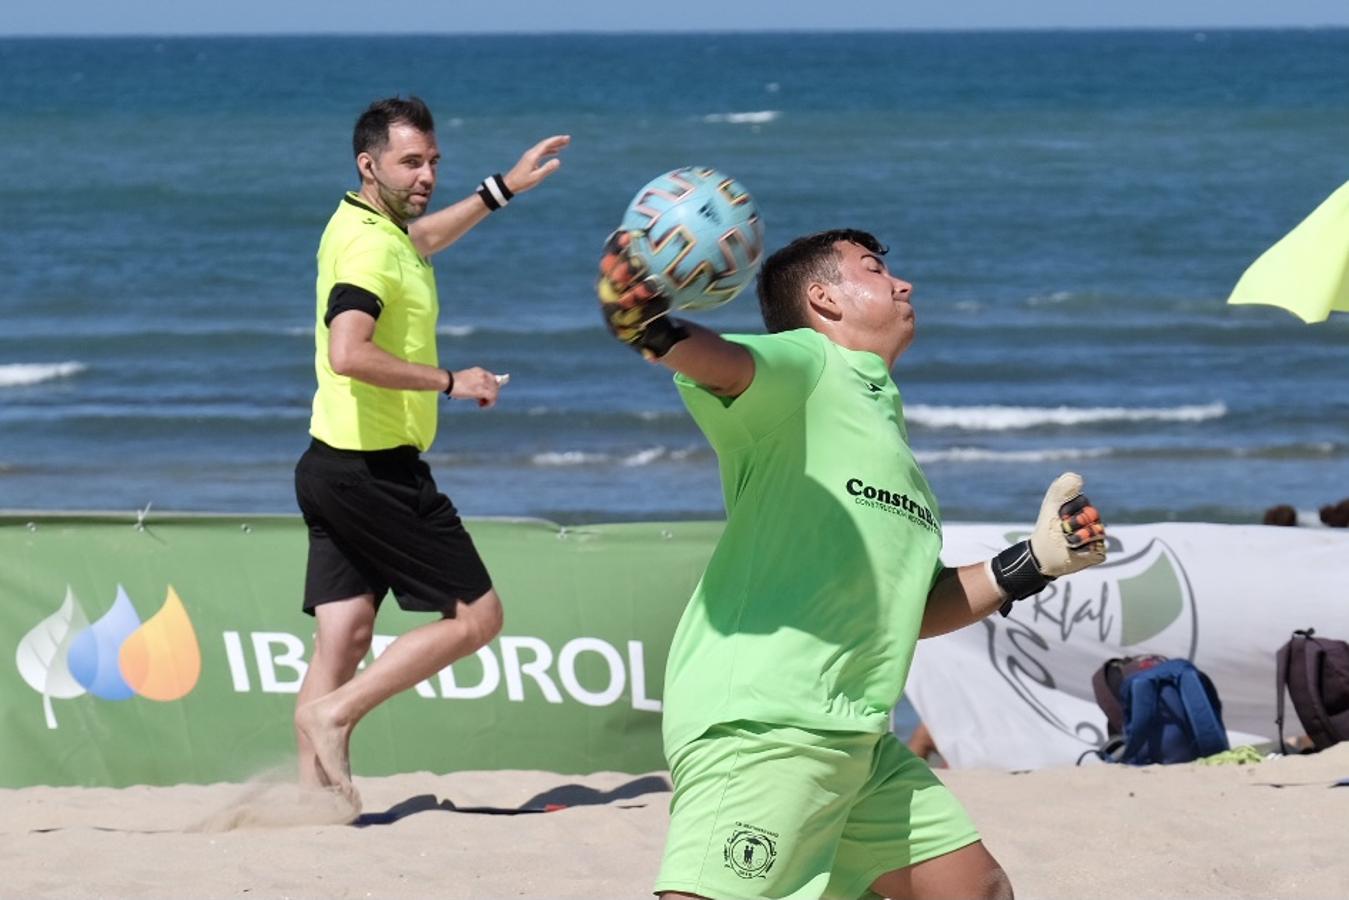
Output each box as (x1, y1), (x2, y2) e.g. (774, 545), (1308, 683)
(906, 523), (1349, 770)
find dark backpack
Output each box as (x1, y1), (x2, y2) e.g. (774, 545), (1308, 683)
(1089, 656), (1230, 765)
(1276, 629), (1349, 753)
(1092, 654), (1167, 742)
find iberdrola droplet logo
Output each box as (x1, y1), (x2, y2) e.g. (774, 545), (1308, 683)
(14, 584), (202, 728)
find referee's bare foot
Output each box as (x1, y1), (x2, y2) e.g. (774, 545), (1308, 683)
(295, 701), (360, 811)
(298, 749), (332, 789)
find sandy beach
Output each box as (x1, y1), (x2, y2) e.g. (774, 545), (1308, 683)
(3, 744), (1345, 899)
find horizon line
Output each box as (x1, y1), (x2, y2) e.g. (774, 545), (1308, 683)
(3, 24), (1348, 39)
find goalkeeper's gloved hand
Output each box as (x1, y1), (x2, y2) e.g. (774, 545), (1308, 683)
(596, 230), (690, 360)
(990, 472), (1108, 615)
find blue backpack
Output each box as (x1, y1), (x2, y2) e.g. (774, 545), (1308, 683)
(1090, 656), (1230, 765)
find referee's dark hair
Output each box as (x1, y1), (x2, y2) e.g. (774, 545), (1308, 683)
(756, 229), (889, 333)
(352, 96), (435, 159)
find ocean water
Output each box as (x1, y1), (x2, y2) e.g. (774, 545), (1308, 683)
(2, 30), (1348, 524)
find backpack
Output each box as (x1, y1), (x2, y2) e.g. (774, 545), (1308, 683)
(1276, 629), (1349, 753)
(1089, 656), (1230, 765)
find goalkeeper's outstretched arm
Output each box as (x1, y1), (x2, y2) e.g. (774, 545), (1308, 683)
(657, 321), (755, 399)
(919, 472), (1108, 638)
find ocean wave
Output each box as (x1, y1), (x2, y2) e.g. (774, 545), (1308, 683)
(529, 446), (700, 468)
(2, 403), (307, 422)
(702, 110), (780, 124)
(517, 407), (687, 424)
(285, 322), (475, 338)
(0, 362), (86, 387)
(914, 441), (1346, 465)
(1120, 442), (1342, 461)
(1025, 290), (1078, 306)
(8, 323), (311, 340)
(915, 447), (1113, 464)
(532, 451), (609, 466)
(905, 402), (1227, 431)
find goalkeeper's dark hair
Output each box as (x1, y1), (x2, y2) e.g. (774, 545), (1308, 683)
(352, 96), (435, 159)
(756, 229), (889, 333)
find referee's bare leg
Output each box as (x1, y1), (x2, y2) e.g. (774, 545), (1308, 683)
(294, 588), (504, 805)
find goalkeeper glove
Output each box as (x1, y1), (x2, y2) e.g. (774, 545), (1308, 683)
(596, 230), (690, 360)
(990, 472), (1108, 615)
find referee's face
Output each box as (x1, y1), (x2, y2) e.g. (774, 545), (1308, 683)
(367, 122), (440, 223)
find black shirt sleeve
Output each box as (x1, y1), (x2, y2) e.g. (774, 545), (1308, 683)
(324, 283), (384, 327)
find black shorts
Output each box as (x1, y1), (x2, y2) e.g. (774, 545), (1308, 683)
(294, 438), (493, 616)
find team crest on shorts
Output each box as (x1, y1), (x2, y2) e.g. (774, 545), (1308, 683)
(724, 822), (778, 879)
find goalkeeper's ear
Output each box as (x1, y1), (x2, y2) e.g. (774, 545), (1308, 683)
(804, 277), (846, 323)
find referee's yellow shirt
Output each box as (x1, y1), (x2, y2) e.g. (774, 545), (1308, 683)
(309, 193), (440, 451)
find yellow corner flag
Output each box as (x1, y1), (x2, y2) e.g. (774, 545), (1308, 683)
(1227, 180), (1349, 324)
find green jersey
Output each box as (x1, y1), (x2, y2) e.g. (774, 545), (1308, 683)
(309, 193), (440, 451)
(662, 329), (944, 754)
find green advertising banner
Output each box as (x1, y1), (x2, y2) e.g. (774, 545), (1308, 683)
(0, 513), (718, 788)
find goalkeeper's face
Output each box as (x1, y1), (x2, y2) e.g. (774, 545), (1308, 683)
(363, 122), (440, 223)
(829, 240), (916, 361)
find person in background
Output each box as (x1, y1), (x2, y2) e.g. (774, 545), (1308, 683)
(906, 721), (945, 768)
(1262, 505), (1298, 526)
(1318, 498), (1349, 527)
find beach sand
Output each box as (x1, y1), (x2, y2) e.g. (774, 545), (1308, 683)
(3, 745), (1345, 899)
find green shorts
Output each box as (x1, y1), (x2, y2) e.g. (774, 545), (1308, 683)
(654, 722), (979, 900)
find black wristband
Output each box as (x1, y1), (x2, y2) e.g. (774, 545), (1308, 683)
(991, 539), (1053, 615)
(636, 315), (691, 359)
(442, 368), (455, 397)
(476, 173), (514, 211)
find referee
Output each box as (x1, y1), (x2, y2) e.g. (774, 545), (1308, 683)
(292, 96), (568, 807)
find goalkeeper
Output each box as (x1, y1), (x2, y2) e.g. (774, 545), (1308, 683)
(598, 228), (1108, 900)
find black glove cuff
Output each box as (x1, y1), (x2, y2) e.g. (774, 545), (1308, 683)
(635, 314), (690, 359)
(991, 539), (1053, 615)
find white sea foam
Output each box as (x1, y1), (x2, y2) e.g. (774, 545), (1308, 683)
(915, 446), (1113, 464)
(905, 402), (1227, 431)
(531, 446), (676, 468)
(621, 447), (666, 467)
(703, 110), (780, 124)
(0, 362), (86, 387)
(531, 451), (609, 466)
(1026, 290), (1078, 306)
(437, 324), (476, 337)
(16, 404), (308, 422)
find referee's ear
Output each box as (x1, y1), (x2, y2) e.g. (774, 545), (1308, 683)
(357, 152), (377, 186)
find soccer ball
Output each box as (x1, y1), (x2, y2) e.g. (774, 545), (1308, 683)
(618, 166), (765, 311)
